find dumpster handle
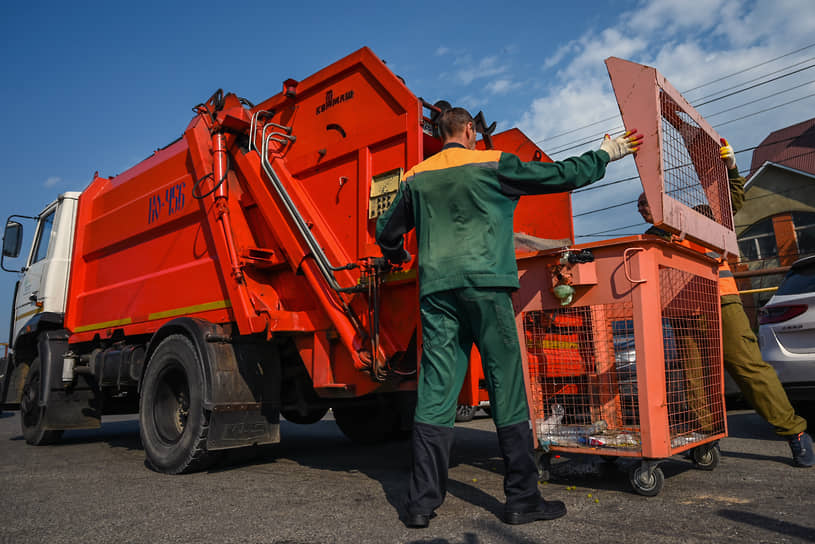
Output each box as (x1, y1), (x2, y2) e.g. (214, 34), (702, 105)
(623, 247), (647, 284)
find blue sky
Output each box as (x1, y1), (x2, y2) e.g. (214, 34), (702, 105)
(2, 0), (813, 343)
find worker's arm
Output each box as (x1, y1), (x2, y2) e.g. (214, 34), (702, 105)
(497, 130), (642, 196)
(720, 138), (745, 214)
(375, 182), (413, 264)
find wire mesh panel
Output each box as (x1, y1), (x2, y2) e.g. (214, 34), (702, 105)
(525, 302), (643, 453)
(660, 91), (733, 230)
(659, 266), (726, 448)
(605, 56), (738, 256)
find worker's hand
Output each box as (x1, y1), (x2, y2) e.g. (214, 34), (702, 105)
(599, 129), (643, 162)
(719, 138), (736, 169)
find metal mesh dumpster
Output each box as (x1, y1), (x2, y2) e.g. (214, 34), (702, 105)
(514, 236), (726, 495)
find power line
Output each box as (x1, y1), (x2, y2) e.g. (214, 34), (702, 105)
(538, 45), (815, 144)
(714, 92), (815, 127)
(572, 173), (639, 194)
(572, 148), (815, 229)
(574, 134), (811, 197)
(693, 62), (815, 107)
(578, 222), (648, 237)
(541, 56), (815, 155)
(573, 197), (638, 217)
(691, 55), (815, 105)
(682, 42), (815, 94)
(704, 79), (815, 119)
(549, 83), (815, 158)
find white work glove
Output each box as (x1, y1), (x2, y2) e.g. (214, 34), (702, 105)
(599, 129), (643, 162)
(720, 138), (736, 170)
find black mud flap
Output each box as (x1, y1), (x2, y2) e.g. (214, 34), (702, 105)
(39, 330), (101, 430)
(207, 408), (280, 450)
(204, 332), (282, 450)
(0, 354), (18, 409)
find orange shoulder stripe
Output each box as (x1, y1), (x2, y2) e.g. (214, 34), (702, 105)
(404, 148), (502, 180)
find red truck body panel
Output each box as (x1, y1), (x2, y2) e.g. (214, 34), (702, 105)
(64, 47), (574, 400)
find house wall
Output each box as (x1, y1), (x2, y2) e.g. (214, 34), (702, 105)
(735, 168), (815, 236)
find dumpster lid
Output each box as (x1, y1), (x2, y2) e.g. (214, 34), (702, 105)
(605, 57), (739, 259)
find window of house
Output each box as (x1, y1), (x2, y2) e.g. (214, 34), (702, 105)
(738, 217), (776, 262)
(793, 211), (815, 256)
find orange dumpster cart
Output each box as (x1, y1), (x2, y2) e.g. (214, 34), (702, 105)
(511, 56), (739, 495)
(516, 237), (725, 495)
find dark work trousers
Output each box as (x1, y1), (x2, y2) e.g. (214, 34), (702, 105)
(408, 287), (540, 516)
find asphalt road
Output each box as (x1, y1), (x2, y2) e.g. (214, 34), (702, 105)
(1, 408), (813, 544)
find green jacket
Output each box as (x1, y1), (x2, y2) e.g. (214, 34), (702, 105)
(375, 143), (610, 297)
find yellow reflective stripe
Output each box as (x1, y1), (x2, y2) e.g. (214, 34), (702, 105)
(73, 317), (133, 333)
(148, 300), (232, 321)
(15, 307), (44, 322)
(71, 300), (231, 334)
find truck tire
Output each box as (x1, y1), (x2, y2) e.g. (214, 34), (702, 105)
(20, 358), (63, 445)
(139, 335), (215, 474)
(455, 405), (476, 422)
(282, 406), (329, 425)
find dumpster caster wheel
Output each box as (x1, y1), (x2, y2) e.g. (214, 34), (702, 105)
(535, 452), (551, 482)
(629, 462), (664, 497)
(691, 442), (720, 471)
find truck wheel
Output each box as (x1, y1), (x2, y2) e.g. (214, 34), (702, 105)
(139, 335), (215, 474)
(282, 406), (329, 425)
(455, 405), (476, 422)
(20, 358), (63, 445)
(333, 400), (398, 444)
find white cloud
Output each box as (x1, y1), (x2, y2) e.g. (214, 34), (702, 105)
(435, 46), (450, 56)
(544, 43), (577, 70)
(485, 79), (521, 95)
(448, 54), (509, 85)
(515, 0), (815, 238)
(459, 95), (490, 112)
(44, 176), (61, 188)
(627, 0), (730, 36)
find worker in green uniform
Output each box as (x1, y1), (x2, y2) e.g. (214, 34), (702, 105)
(376, 107), (642, 528)
(637, 139), (813, 468)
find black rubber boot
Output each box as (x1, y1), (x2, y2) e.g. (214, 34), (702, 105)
(497, 421), (567, 524)
(405, 421), (455, 527)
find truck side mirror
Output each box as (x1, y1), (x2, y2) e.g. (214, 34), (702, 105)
(3, 221), (22, 258)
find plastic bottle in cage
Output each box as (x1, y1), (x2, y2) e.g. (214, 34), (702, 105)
(538, 404), (565, 435)
(586, 433), (640, 447)
(537, 404), (609, 446)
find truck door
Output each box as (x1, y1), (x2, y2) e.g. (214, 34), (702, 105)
(13, 206), (56, 341)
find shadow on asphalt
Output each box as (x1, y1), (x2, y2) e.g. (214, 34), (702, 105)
(6, 409), (799, 528)
(718, 509), (815, 542)
(724, 411), (777, 440)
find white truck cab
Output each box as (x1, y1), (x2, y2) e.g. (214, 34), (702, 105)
(1, 192), (79, 411)
(4, 193), (79, 346)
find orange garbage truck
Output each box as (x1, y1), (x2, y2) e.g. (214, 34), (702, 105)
(0, 47), (574, 473)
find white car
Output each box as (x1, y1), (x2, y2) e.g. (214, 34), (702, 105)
(758, 255), (815, 416)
